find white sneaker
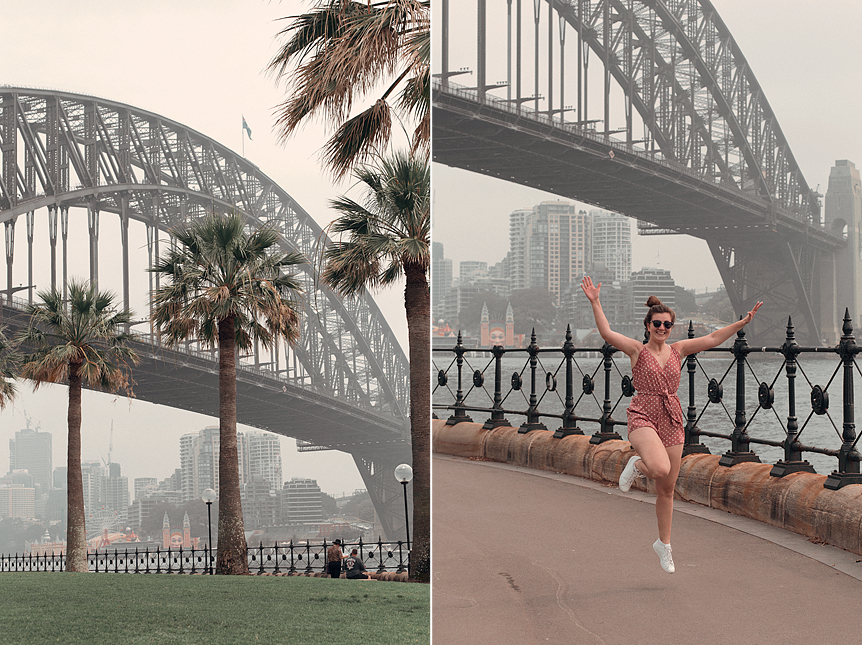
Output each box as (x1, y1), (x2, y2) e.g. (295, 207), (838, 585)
(653, 539), (675, 574)
(619, 455), (643, 492)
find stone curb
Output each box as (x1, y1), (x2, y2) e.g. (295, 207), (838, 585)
(433, 418), (862, 556)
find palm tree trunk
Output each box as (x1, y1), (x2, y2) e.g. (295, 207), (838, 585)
(65, 362), (88, 572)
(215, 315), (249, 574)
(404, 260), (430, 581)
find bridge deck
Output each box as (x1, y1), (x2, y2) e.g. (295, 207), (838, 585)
(433, 85), (843, 252)
(434, 454), (862, 644)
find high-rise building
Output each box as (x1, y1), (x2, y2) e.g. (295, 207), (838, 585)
(180, 427), (248, 502)
(590, 210), (632, 283)
(508, 208), (531, 292)
(81, 460), (104, 513)
(283, 478), (322, 525)
(53, 467), (67, 490)
(0, 487), (35, 519)
(246, 431), (282, 488)
(101, 462), (129, 524)
(431, 242), (453, 323)
(9, 428), (52, 491)
(631, 268), (676, 321)
(459, 260), (488, 285)
(523, 201), (590, 305)
(134, 477), (158, 502)
(242, 473), (280, 530)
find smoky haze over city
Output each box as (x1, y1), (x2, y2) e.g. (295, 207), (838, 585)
(0, 0), (413, 551)
(431, 0), (862, 330)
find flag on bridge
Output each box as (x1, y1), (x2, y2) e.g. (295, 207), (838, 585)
(242, 116), (253, 141)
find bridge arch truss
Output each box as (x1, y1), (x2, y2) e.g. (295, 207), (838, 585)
(435, 0), (846, 344)
(0, 86), (409, 430)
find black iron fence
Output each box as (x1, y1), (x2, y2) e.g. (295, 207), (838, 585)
(0, 538), (409, 574)
(433, 313), (862, 489)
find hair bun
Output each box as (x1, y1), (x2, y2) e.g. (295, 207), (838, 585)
(645, 295), (663, 307)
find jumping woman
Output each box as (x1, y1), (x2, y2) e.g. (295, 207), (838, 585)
(580, 276), (762, 573)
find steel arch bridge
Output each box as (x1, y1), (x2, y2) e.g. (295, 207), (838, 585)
(0, 86), (411, 539)
(433, 0), (847, 345)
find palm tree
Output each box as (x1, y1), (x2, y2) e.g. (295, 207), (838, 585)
(322, 150), (430, 580)
(150, 213), (304, 575)
(0, 327), (19, 408)
(18, 281), (137, 572)
(269, 0), (430, 179)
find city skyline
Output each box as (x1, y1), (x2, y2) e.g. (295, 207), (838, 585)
(432, 0), (862, 296)
(0, 412), (361, 501)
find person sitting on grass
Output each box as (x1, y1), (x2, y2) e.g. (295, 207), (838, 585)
(343, 549), (369, 579)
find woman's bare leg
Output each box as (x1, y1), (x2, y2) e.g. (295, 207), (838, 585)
(627, 427), (670, 480)
(653, 444), (683, 543)
(627, 430), (683, 543)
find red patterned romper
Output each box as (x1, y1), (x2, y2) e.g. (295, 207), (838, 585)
(626, 345), (685, 447)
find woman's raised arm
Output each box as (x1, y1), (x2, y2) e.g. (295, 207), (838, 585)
(581, 276), (642, 357)
(674, 301), (763, 357)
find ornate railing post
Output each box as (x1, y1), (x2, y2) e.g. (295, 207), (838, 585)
(772, 316), (815, 476)
(719, 322), (761, 466)
(395, 541), (406, 574)
(825, 309), (862, 488)
(288, 542), (297, 574)
(683, 321), (709, 455)
(519, 329), (547, 433)
(376, 538), (386, 574)
(446, 332), (473, 424)
(483, 343), (510, 429)
(590, 342), (622, 444)
(554, 326), (583, 438)
(304, 541), (313, 574)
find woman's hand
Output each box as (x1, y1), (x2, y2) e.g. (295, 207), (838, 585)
(581, 276), (601, 303)
(742, 301), (763, 325)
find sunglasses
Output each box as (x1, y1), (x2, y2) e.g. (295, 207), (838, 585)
(650, 320), (674, 329)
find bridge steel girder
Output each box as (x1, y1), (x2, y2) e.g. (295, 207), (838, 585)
(706, 237), (822, 344)
(0, 88), (412, 537)
(433, 88), (839, 344)
(434, 0), (847, 344)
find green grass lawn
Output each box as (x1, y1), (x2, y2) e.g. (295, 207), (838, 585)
(0, 573), (429, 644)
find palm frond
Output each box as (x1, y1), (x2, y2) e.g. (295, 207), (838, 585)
(323, 100), (392, 179)
(271, 0), (429, 176)
(150, 212), (305, 352)
(18, 281), (138, 394)
(323, 150), (429, 298)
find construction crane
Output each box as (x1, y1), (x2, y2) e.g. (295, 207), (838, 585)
(102, 421), (114, 468)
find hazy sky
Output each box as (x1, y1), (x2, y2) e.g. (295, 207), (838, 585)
(432, 0), (862, 292)
(0, 0), (411, 497)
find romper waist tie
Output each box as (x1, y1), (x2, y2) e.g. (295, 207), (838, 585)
(635, 389), (684, 427)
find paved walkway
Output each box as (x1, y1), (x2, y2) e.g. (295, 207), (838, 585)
(433, 454), (862, 645)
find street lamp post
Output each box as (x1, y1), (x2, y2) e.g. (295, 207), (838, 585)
(201, 488), (216, 575)
(394, 464), (413, 576)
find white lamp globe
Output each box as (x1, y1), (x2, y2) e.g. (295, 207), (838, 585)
(394, 464), (413, 483)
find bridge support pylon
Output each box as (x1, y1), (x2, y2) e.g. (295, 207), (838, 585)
(821, 160), (862, 345)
